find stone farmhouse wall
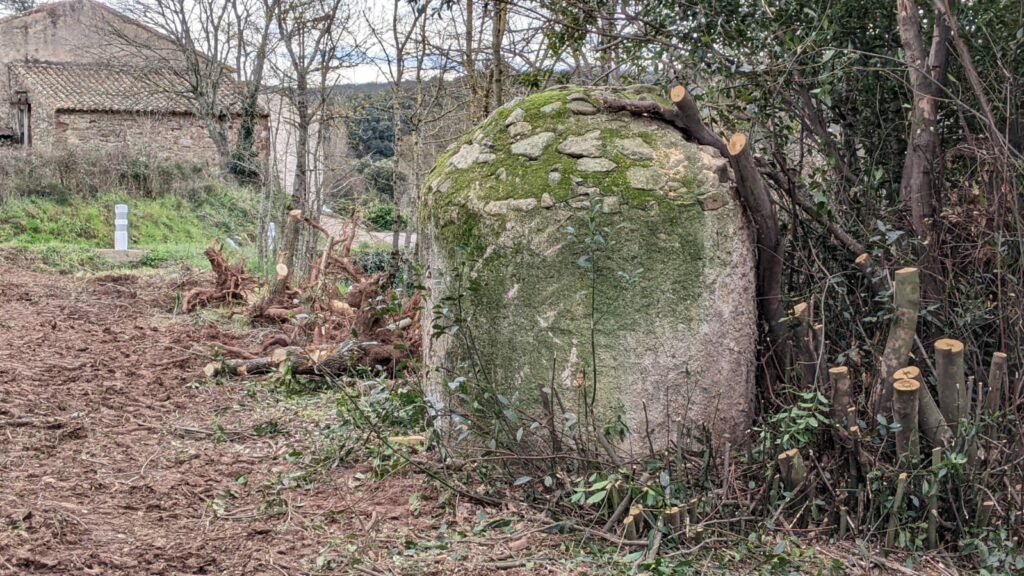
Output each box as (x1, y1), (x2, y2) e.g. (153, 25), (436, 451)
(0, 0), (269, 166)
(0, 0), (165, 128)
(52, 111), (269, 166)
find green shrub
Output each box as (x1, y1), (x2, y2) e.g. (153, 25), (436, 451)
(352, 245), (393, 275)
(364, 201), (406, 232)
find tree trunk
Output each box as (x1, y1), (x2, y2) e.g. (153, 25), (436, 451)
(792, 302), (817, 387)
(893, 378), (921, 464)
(266, 209), (302, 303)
(292, 78), (310, 209)
(896, 0), (950, 301)
(490, 0), (507, 110)
(728, 133), (786, 353)
(894, 366), (952, 448)
(464, 0), (478, 119)
(934, 338), (966, 432)
(986, 351), (1008, 412)
(829, 366), (852, 433)
(204, 340), (405, 378)
(871, 267), (920, 421)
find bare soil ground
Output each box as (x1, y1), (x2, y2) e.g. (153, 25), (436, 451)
(0, 262), (590, 575)
(0, 259), (963, 576)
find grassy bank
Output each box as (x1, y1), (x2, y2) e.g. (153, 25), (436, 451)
(0, 150), (261, 272)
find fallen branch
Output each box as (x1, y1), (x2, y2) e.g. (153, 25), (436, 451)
(729, 133), (786, 349)
(203, 339), (409, 379)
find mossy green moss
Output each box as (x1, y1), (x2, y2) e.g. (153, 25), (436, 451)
(421, 87), (711, 255)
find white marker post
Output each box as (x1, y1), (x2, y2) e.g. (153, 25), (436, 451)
(267, 221), (276, 253)
(114, 204), (129, 251)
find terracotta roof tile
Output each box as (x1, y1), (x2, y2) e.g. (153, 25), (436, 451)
(9, 62), (257, 115)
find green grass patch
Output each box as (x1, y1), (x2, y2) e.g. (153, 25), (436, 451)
(0, 183), (261, 272)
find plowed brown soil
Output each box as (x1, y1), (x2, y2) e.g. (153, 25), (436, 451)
(0, 265), (582, 575)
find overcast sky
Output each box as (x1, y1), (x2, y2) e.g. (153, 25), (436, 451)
(0, 0), (412, 84)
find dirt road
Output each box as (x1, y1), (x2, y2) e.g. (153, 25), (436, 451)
(0, 262), (571, 575)
(320, 215), (417, 249)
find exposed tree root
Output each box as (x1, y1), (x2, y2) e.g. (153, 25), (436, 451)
(181, 242), (255, 313)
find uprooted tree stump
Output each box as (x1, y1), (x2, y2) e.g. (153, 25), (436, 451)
(181, 242), (255, 313)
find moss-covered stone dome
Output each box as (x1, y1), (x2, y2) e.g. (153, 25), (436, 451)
(419, 86), (756, 454)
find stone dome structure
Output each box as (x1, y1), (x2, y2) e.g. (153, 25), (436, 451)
(419, 87), (756, 455)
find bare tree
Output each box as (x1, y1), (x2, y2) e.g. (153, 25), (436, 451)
(111, 0), (279, 172)
(364, 0), (430, 257)
(274, 0), (355, 209)
(896, 0), (949, 265)
(270, 0), (359, 275)
(228, 0), (282, 176)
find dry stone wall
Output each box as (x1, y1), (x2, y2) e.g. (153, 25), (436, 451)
(51, 111), (268, 166)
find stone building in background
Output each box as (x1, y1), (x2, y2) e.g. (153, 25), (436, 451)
(0, 0), (268, 165)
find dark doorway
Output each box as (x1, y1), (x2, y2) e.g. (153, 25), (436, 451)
(12, 90), (31, 146)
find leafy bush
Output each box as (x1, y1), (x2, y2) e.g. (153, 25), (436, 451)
(363, 201), (406, 232)
(352, 245), (393, 275)
(755, 389), (830, 452)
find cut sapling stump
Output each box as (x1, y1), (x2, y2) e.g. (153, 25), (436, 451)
(829, 366), (852, 437)
(267, 209), (303, 303)
(893, 366), (952, 448)
(623, 505), (642, 541)
(892, 378), (921, 464)
(986, 351), (1008, 412)
(854, 252), (890, 294)
(885, 472), (909, 549)
(664, 506), (682, 536)
(872, 267), (920, 422)
(934, 338), (966, 433)
(777, 448), (807, 492)
(792, 302), (816, 387)
(976, 500), (994, 529)
(927, 447), (942, 549)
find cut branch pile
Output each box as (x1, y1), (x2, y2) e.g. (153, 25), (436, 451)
(187, 208), (420, 380)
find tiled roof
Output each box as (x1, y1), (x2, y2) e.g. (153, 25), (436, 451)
(9, 62), (259, 115)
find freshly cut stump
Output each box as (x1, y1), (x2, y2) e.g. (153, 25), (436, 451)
(419, 86), (756, 456)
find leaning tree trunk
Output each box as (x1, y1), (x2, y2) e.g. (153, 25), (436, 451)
(728, 133), (786, 352)
(871, 267), (920, 421)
